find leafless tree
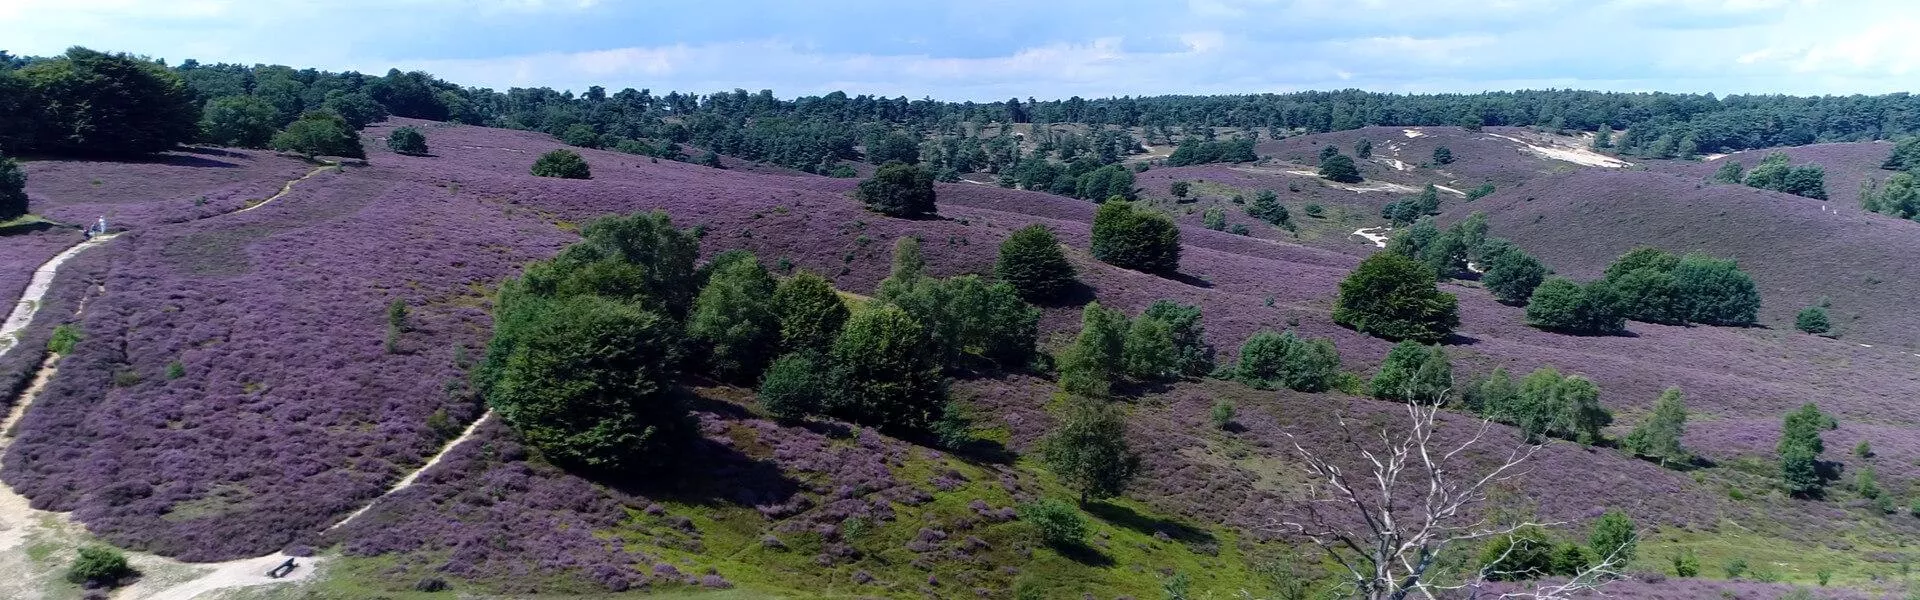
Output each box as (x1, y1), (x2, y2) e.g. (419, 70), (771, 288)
(1263, 400), (1627, 600)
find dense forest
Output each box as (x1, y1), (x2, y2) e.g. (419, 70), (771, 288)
(6, 47), (1920, 173)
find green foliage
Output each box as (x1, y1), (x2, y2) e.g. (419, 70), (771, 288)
(1884, 137), (1920, 171)
(1712, 160), (1745, 184)
(1463, 367), (1516, 416)
(688, 253), (780, 383)
(1246, 189), (1291, 229)
(1163, 572), (1192, 600)
(385, 298), (408, 354)
(1432, 146), (1455, 165)
(1592, 125), (1612, 149)
(1860, 172), (1920, 219)
(864, 130), (920, 164)
(1480, 239), (1548, 304)
(1672, 548), (1701, 577)
(1091, 200), (1181, 274)
(1796, 305), (1831, 334)
(855, 161), (937, 217)
(514, 211), (701, 318)
(1143, 300), (1215, 377)
(0, 154), (23, 221)
(825, 304), (947, 433)
(1202, 207), (1226, 231)
(1355, 138), (1373, 158)
(1524, 277), (1625, 335)
(561, 124), (600, 148)
(1304, 203), (1325, 217)
(995, 224), (1077, 303)
(1779, 403), (1829, 497)
(1550, 543), (1596, 577)
(15, 47), (199, 156)
(46, 323), (80, 354)
(1210, 400), (1235, 430)
(387, 126), (428, 155)
(1486, 367), (1610, 444)
(771, 271), (849, 354)
(1370, 341), (1452, 404)
(1233, 329), (1341, 392)
(1604, 247), (1682, 280)
(1671, 253), (1761, 326)
(1608, 267), (1685, 325)
(1625, 387), (1691, 467)
(165, 360), (185, 380)
(1059, 303), (1128, 397)
(1332, 252), (1460, 343)
(1041, 398), (1141, 504)
(891, 273), (1040, 369)
(1743, 152), (1828, 199)
(1479, 527), (1556, 581)
(1123, 315), (1179, 381)
(531, 148), (591, 179)
(66, 545), (133, 586)
(1466, 182), (1497, 201)
(1385, 215), (1469, 279)
(1856, 465), (1882, 499)
(199, 95), (280, 148)
(1723, 557), (1748, 579)
(1019, 498), (1091, 549)
(320, 90), (387, 129)
(758, 352), (826, 421)
(1318, 152), (1362, 183)
(270, 111), (365, 159)
(1167, 136), (1256, 166)
(1169, 180), (1190, 197)
(1854, 439), (1873, 459)
(1589, 509), (1637, 563)
(1077, 163), (1137, 201)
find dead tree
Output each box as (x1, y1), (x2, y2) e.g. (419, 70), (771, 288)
(1266, 400), (1626, 600)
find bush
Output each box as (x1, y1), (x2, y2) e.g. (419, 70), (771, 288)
(1091, 200), (1181, 274)
(1247, 189), (1291, 229)
(1210, 400), (1235, 430)
(387, 126), (429, 155)
(1018, 498), (1089, 548)
(1202, 207), (1226, 231)
(1743, 152), (1827, 199)
(0, 155), (24, 221)
(855, 161), (936, 217)
(1143, 300), (1215, 377)
(65, 546), (133, 586)
(1076, 164), (1136, 201)
(1059, 303), (1128, 397)
(759, 352), (827, 421)
(199, 95), (280, 148)
(1332, 252), (1459, 343)
(1479, 527), (1556, 581)
(1795, 305), (1830, 334)
(1318, 152), (1362, 183)
(1480, 240), (1547, 304)
(688, 253), (780, 383)
(1304, 203), (1325, 217)
(1670, 253), (1760, 326)
(1508, 367), (1610, 444)
(1609, 267), (1685, 324)
(1123, 315), (1179, 381)
(271, 111), (365, 159)
(1672, 548), (1700, 577)
(772, 271), (850, 354)
(1525, 277), (1625, 335)
(1170, 180), (1190, 197)
(47, 323), (81, 354)
(1370, 341), (1451, 404)
(1589, 509), (1637, 563)
(1041, 398), (1140, 504)
(1233, 330), (1340, 392)
(1624, 387), (1691, 467)
(1432, 146), (1455, 165)
(321, 90), (387, 129)
(532, 149), (591, 179)
(561, 124), (600, 148)
(826, 305), (947, 433)
(995, 224), (1077, 303)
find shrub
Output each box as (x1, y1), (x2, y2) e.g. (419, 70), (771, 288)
(855, 161), (936, 217)
(1670, 253), (1760, 326)
(1480, 241), (1548, 304)
(1076, 164), (1136, 201)
(1041, 398), (1140, 504)
(1318, 152), (1362, 183)
(995, 224), (1077, 303)
(1795, 305), (1830, 334)
(271, 111), (365, 159)
(1432, 146), (1455, 165)
(1723, 557), (1748, 579)
(1609, 267), (1685, 324)
(1854, 439), (1873, 459)
(1018, 498), (1089, 548)
(1885, 136), (1920, 171)
(1123, 315), (1179, 381)
(1370, 341), (1451, 404)
(1778, 403), (1828, 497)
(1233, 330), (1340, 392)
(66, 546), (133, 586)
(199, 95), (279, 148)
(165, 360), (185, 380)
(1202, 207), (1226, 231)
(1550, 543), (1596, 576)
(0, 155), (24, 221)
(512, 211), (701, 317)
(47, 323), (81, 354)
(387, 126), (429, 155)
(1059, 303), (1128, 397)
(1712, 160), (1745, 184)
(1355, 138), (1373, 158)
(688, 253), (780, 383)
(1525, 277), (1625, 335)
(1465, 182), (1496, 201)
(826, 305), (947, 433)
(561, 124), (600, 148)
(1142, 300), (1214, 377)
(1247, 189), (1291, 229)
(1170, 180), (1190, 197)
(1304, 203), (1325, 217)
(1625, 387), (1691, 467)
(772, 271), (850, 354)
(1672, 548), (1700, 577)
(1091, 200), (1181, 274)
(1479, 527), (1556, 581)
(531, 149), (591, 179)
(321, 90), (387, 129)
(1210, 400), (1235, 430)
(1332, 252), (1459, 343)
(1589, 509), (1637, 563)
(759, 352), (827, 421)
(1510, 367), (1610, 444)
(1743, 152), (1827, 199)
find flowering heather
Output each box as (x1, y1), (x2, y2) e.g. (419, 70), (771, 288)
(22, 148), (315, 229)
(0, 226), (82, 305)
(0, 242), (107, 401)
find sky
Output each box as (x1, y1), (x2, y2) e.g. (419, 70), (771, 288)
(1, 0), (1915, 101)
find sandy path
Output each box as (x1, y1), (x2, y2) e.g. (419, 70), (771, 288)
(1352, 227), (1391, 248)
(0, 234), (118, 358)
(326, 411), (492, 532)
(233, 164), (333, 215)
(1484, 132), (1632, 168)
(1434, 184), (1467, 197)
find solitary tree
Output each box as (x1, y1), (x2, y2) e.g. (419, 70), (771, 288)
(1319, 152), (1363, 183)
(995, 224), (1076, 303)
(1624, 387), (1690, 467)
(856, 161), (937, 217)
(1041, 398), (1141, 504)
(532, 149), (592, 179)
(1795, 305), (1831, 334)
(1432, 146), (1455, 165)
(1779, 403), (1828, 496)
(271, 111), (365, 159)
(387, 126), (429, 155)
(1589, 510), (1638, 564)
(1091, 200), (1181, 274)
(1333, 252), (1460, 343)
(0, 155), (26, 221)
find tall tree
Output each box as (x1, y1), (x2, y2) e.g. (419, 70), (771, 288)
(1041, 398), (1141, 505)
(771, 271), (849, 354)
(1333, 252), (1460, 343)
(1091, 200), (1181, 274)
(1059, 302), (1128, 397)
(270, 111), (365, 159)
(856, 161), (937, 217)
(687, 253), (780, 383)
(826, 305), (947, 433)
(0, 155), (26, 221)
(16, 47), (199, 155)
(198, 95), (280, 148)
(1624, 387), (1690, 467)
(1142, 300), (1214, 377)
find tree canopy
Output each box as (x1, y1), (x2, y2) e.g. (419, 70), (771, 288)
(996, 224), (1077, 302)
(532, 148), (592, 179)
(270, 111), (365, 159)
(1091, 200), (1181, 274)
(1333, 252), (1459, 343)
(856, 161), (937, 217)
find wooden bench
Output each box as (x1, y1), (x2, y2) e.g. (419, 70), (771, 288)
(268, 557), (297, 579)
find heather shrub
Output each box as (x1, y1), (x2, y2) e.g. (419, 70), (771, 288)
(1318, 152), (1361, 183)
(387, 126), (429, 155)
(531, 149), (591, 179)
(1233, 330), (1340, 393)
(1624, 387), (1691, 467)
(65, 546), (133, 587)
(1169, 180), (1190, 197)
(1369, 341), (1451, 404)
(1018, 498), (1089, 549)
(995, 224), (1077, 303)
(772, 271), (849, 354)
(271, 111), (365, 159)
(759, 352), (827, 421)
(1058, 303), (1128, 397)
(1589, 509), (1637, 563)
(1091, 200), (1181, 274)
(1333, 252), (1459, 343)
(1525, 277), (1625, 335)
(1040, 398), (1140, 504)
(826, 305), (947, 433)
(47, 323), (80, 354)
(1479, 239), (1547, 304)
(1142, 300), (1214, 377)
(855, 161), (936, 218)
(0, 154), (23, 221)
(688, 253), (780, 383)
(198, 95), (279, 148)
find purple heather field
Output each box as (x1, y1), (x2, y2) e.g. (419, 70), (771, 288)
(4, 119), (1918, 594)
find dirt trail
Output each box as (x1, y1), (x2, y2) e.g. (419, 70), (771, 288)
(233, 163), (333, 214)
(0, 234), (118, 358)
(1352, 227), (1391, 248)
(326, 411), (492, 532)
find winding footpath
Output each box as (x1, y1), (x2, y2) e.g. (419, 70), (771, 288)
(0, 161), (495, 599)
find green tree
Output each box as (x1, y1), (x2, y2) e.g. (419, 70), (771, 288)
(513, 211), (701, 318)
(1333, 252), (1460, 343)
(759, 352), (827, 421)
(1319, 152), (1362, 183)
(1795, 305), (1830, 334)
(1480, 241), (1548, 304)
(1123, 315), (1179, 381)
(17, 47), (199, 156)
(1202, 206), (1226, 231)
(1077, 163), (1136, 201)
(561, 124), (600, 148)
(1372, 341), (1453, 404)
(1712, 160), (1745, 184)
(771, 271), (849, 354)
(1509, 367), (1610, 444)
(995, 224), (1077, 303)
(856, 161), (937, 217)
(1170, 180), (1190, 197)
(1672, 548), (1701, 577)
(66, 546), (133, 587)
(1604, 247), (1681, 280)
(532, 148), (592, 179)
(198, 95), (280, 148)
(1624, 387), (1690, 467)
(1884, 137), (1920, 171)
(865, 130), (921, 164)
(1234, 330), (1341, 392)
(1593, 125), (1613, 150)
(1590, 510), (1637, 563)
(1432, 146), (1455, 165)
(1355, 138), (1374, 158)
(1247, 189), (1291, 228)
(1018, 498), (1091, 548)
(0, 155), (25, 221)
(320, 90), (388, 129)
(1525, 278), (1625, 335)
(1091, 200), (1181, 274)
(826, 305), (947, 433)
(688, 253), (780, 383)
(1143, 300), (1214, 377)
(1210, 400), (1236, 430)
(387, 125), (428, 155)
(1778, 403), (1828, 496)
(1671, 253), (1760, 326)
(1041, 398), (1142, 504)
(1608, 267), (1684, 324)
(1479, 526), (1557, 581)
(270, 111), (365, 159)
(1059, 302), (1128, 397)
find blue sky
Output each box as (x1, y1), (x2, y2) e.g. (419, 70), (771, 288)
(1, 0), (1914, 101)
